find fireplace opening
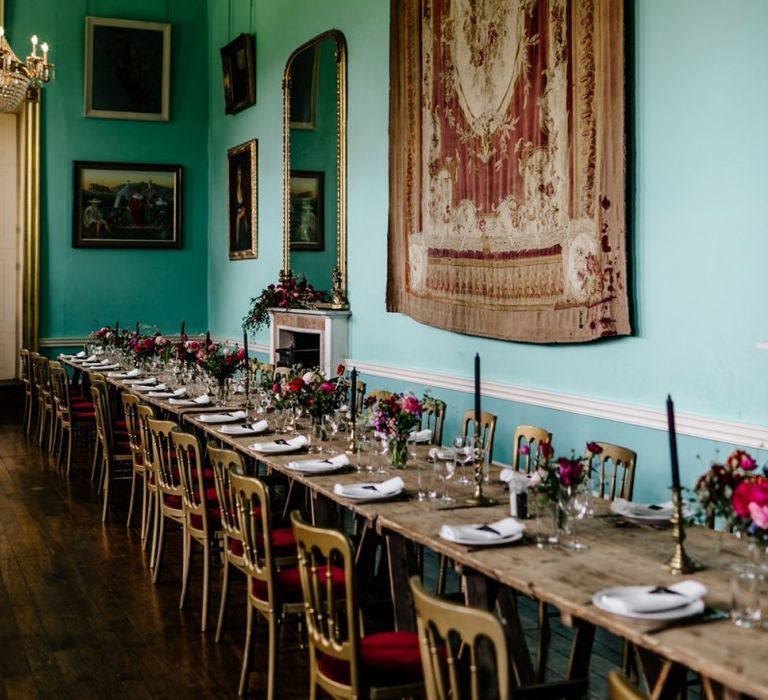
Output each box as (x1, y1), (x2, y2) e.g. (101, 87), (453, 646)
(276, 330), (321, 369)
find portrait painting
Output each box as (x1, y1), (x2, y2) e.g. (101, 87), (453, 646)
(228, 140), (258, 260)
(221, 33), (256, 115)
(84, 17), (171, 121)
(72, 161), (182, 248)
(289, 170), (324, 251)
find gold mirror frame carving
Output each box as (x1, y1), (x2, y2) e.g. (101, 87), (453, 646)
(281, 29), (347, 308)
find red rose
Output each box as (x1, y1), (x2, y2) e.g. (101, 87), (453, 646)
(539, 442), (554, 460)
(733, 481), (755, 518)
(236, 348), (246, 361)
(336, 363), (345, 376)
(289, 377), (305, 392)
(586, 441), (602, 455)
(320, 382), (335, 393)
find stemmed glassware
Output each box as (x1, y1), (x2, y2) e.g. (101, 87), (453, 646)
(558, 485), (591, 551)
(323, 413), (339, 455)
(453, 435), (470, 484)
(434, 455), (456, 502)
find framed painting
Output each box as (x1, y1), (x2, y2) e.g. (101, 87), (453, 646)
(221, 33), (256, 115)
(228, 139), (258, 260)
(289, 44), (318, 129)
(289, 170), (324, 251)
(84, 16), (171, 121)
(72, 161), (182, 248)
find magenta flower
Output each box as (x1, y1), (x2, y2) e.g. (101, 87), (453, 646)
(519, 444), (530, 456)
(558, 458), (584, 487)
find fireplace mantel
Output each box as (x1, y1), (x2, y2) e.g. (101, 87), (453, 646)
(269, 308), (351, 376)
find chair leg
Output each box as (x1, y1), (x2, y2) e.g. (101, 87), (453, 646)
(65, 427), (74, 476)
(139, 473), (148, 542)
(48, 415), (57, 456)
(91, 440), (101, 483)
(101, 459), (111, 523)
(180, 526), (192, 610)
(38, 406), (46, 446)
(238, 599), (254, 696)
(266, 615), (278, 700)
(215, 556), (231, 642)
(144, 491), (156, 552)
(201, 540), (210, 633)
(126, 468), (138, 527)
(152, 514), (166, 583)
(436, 553), (448, 595)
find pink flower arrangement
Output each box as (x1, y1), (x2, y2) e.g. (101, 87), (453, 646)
(528, 442), (599, 506)
(243, 272), (328, 332)
(271, 365), (347, 415)
(197, 342), (245, 380)
(365, 392), (424, 441)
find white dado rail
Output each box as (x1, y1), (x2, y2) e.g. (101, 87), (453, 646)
(269, 308), (350, 379)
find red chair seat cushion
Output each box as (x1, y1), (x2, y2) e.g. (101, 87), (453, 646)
(251, 564), (345, 605)
(190, 508), (222, 532)
(163, 494), (183, 511)
(71, 400), (94, 410)
(72, 411), (96, 421)
(228, 527), (295, 558)
(317, 631), (422, 688)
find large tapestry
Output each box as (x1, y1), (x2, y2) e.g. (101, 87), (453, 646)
(387, 0), (631, 343)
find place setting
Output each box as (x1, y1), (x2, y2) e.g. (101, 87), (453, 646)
(592, 580), (710, 622)
(195, 409), (249, 424)
(438, 516), (526, 548)
(286, 453), (351, 475)
(219, 419), (269, 436)
(248, 434), (309, 454)
(333, 475), (406, 503)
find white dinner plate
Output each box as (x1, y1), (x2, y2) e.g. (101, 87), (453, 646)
(220, 424), (268, 436)
(592, 586), (705, 620)
(334, 486), (404, 502)
(439, 531), (524, 547)
(286, 461), (347, 474)
(197, 412), (246, 424)
(610, 499), (678, 522)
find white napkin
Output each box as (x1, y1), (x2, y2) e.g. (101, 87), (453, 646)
(333, 476), (405, 499)
(169, 394), (211, 406)
(440, 517), (526, 543)
(85, 354), (97, 362)
(600, 581), (707, 615)
(410, 428), (433, 443)
(249, 435), (309, 453)
(110, 368), (142, 379)
(220, 420), (269, 435)
(134, 383), (166, 393)
(76, 350), (86, 358)
(197, 410), (248, 424)
(287, 454), (350, 472)
(428, 447), (454, 460)
(92, 363), (120, 370)
(611, 498), (674, 519)
(148, 388), (186, 399)
(124, 376), (157, 386)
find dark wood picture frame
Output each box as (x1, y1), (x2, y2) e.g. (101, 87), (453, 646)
(289, 170), (324, 251)
(228, 139), (258, 260)
(72, 161), (183, 249)
(84, 16), (171, 121)
(221, 33), (256, 115)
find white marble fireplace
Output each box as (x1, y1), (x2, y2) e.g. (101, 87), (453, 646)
(269, 308), (350, 377)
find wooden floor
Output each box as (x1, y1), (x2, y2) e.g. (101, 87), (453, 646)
(0, 387), (637, 699)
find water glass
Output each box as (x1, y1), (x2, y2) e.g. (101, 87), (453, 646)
(274, 408), (288, 433)
(453, 436), (470, 484)
(434, 457), (455, 502)
(355, 435), (371, 472)
(731, 563), (765, 628)
(416, 461), (435, 501)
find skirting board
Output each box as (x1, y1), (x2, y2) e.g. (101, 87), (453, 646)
(38, 337), (767, 449)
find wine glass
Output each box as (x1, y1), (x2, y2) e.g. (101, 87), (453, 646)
(453, 435), (470, 484)
(323, 413), (338, 455)
(434, 457), (455, 502)
(558, 485), (591, 551)
(374, 437), (389, 475)
(258, 389), (271, 414)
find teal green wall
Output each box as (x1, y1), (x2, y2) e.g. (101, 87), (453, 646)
(207, 0), (768, 504)
(8, 0), (209, 338)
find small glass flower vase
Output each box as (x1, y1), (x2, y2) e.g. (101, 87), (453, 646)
(217, 377), (228, 404)
(388, 438), (408, 469)
(532, 497), (561, 548)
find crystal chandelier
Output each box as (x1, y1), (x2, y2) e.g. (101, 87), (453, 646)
(0, 27), (54, 113)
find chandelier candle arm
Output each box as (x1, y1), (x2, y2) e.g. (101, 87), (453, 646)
(0, 25), (54, 113)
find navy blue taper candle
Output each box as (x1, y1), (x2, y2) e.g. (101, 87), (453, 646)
(350, 367), (357, 417)
(474, 353), (481, 424)
(667, 394), (681, 491)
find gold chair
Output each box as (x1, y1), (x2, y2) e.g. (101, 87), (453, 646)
(589, 442), (637, 501)
(512, 424), (552, 473)
(460, 409), (497, 461)
(173, 430), (222, 632)
(26, 350), (41, 436)
(231, 474), (304, 698)
(122, 393), (147, 531)
(50, 364), (95, 475)
(353, 379), (367, 415)
(136, 404), (157, 550)
(608, 670), (647, 700)
(291, 510), (424, 700)
(367, 388), (393, 403)
(410, 576), (509, 699)
(273, 365), (292, 381)
(146, 417), (185, 583)
(33, 355), (55, 450)
(19, 348), (34, 434)
(421, 397), (446, 446)
(255, 361), (275, 387)
(91, 380), (132, 522)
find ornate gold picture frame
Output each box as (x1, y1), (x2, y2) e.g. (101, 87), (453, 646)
(228, 139), (258, 260)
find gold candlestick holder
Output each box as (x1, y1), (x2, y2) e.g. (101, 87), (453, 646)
(465, 427), (497, 507)
(347, 417), (358, 455)
(243, 372), (253, 410)
(665, 487), (702, 575)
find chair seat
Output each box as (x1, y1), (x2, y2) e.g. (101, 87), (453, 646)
(190, 508), (222, 532)
(163, 494), (184, 512)
(317, 630), (422, 687)
(72, 411), (96, 421)
(229, 526), (295, 558)
(251, 564), (344, 605)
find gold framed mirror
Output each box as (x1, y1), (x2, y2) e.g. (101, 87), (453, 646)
(282, 29), (347, 307)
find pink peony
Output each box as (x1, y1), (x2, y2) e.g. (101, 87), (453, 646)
(749, 502), (768, 529)
(320, 382), (335, 393)
(402, 395), (422, 415)
(558, 457), (584, 487)
(741, 453), (758, 471)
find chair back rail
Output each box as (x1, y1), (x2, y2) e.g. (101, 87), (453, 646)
(512, 424), (553, 474)
(460, 409), (498, 462)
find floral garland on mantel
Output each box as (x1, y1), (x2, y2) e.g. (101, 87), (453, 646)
(242, 272), (328, 332)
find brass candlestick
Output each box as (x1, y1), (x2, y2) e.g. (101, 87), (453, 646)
(347, 416), (357, 455)
(665, 487), (702, 575)
(465, 426), (497, 507)
(243, 372), (253, 410)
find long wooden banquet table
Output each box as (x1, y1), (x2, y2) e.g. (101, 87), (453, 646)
(61, 357), (767, 700)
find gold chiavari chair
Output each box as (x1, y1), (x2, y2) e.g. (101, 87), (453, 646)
(33, 356), (55, 450)
(122, 393), (147, 531)
(136, 404), (157, 550)
(147, 417), (185, 583)
(353, 379), (367, 415)
(421, 397), (446, 447)
(89, 372), (129, 484)
(91, 380), (132, 522)
(291, 511), (424, 700)
(273, 365), (291, 382)
(173, 430), (222, 632)
(460, 409), (498, 461)
(26, 350), (41, 436)
(608, 671), (647, 700)
(230, 474), (303, 698)
(50, 364), (95, 475)
(19, 348), (34, 434)
(512, 424), (552, 473)
(589, 442), (637, 501)
(255, 361), (275, 387)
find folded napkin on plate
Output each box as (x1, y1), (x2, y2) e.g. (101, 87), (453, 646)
(220, 420), (269, 435)
(93, 363), (120, 370)
(611, 498), (674, 518)
(109, 368), (142, 379)
(84, 354), (97, 362)
(287, 454), (350, 471)
(410, 429), (433, 443)
(134, 383), (166, 393)
(249, 435), (309, 452)
(428, 447), (454, 461)
(169, 394), (211, 406)
(333, 476), (405, 499)
(124, 376), (156, 386)
(600, 580), (707, 615)
(440, 517), (526, 543)
(148, 388), (186, 399)
(197, 410), (248, 424)
(75, 350), (86, 359)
